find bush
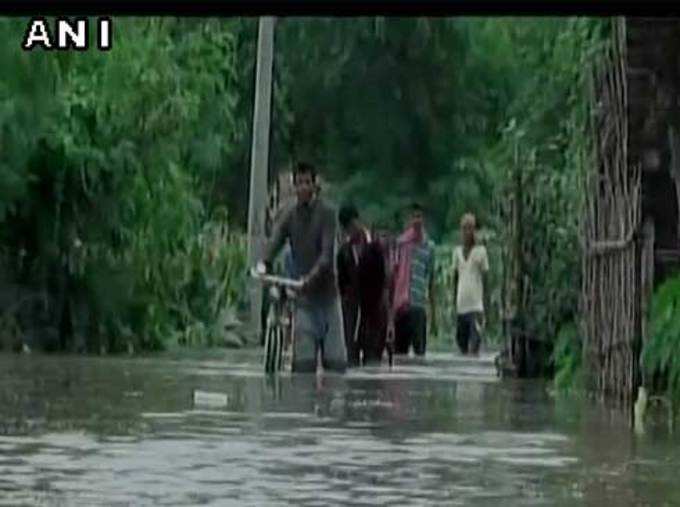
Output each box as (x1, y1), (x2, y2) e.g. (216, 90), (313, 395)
(642, 275), (680, 408)
(552, 321), (584, 392)
(0, 18), (250, 352)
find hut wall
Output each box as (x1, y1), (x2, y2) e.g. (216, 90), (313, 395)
(627, 18), (680, 282)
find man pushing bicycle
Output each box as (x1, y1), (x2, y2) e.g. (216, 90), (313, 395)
(256, 162), (347, 374)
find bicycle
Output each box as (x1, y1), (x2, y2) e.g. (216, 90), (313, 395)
(251, 268), (303, 374)
(252, 268), (395, 371)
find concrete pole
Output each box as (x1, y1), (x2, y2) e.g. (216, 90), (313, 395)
(247, 17), (276, 342)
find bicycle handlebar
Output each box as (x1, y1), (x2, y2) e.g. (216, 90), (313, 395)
(249, 268), (304, 290)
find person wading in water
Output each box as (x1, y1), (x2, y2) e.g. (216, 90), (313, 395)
(452, 213), (489, 356)
(337, 204), (389, 366)
(257, 162), (347, 373)
(389, 203), (436, 357)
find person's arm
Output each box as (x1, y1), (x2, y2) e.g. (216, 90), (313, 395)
(303, 206), (335, 286)
(336, 245), (350, 298)
(375, 242), (391, 317)
(428, 249), (437, 335)
(378, 243), (389, 299)
(386, 244), (398, 341)
(482, 273), (489, 326)
(451, 247), (459, 314)
(480, 246), (490, 326)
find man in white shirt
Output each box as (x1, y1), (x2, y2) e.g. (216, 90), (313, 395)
(452, 213), (489, 356)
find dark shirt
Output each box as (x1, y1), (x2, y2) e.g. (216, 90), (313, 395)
(337, 232), (387, 312)
(358, 240), (387, 312)
(337, 234), (364, 304)
(264, 198), (338, 300)
(337, 233), (389, 362)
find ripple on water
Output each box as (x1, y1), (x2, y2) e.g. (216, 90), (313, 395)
(1, 351), (679, 505)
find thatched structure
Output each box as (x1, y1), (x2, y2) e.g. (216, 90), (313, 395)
(582, 17), (680, 407)
(627, 18), (680, 281)
(583, 18), (642, 406)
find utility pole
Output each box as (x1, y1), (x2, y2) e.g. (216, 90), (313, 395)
(247, 17), (276, 342)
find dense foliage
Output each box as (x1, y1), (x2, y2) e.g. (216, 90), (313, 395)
(0, 16), (606, 357)
(642, 275), (680, 410)
(273, 18), (503, 236)
(0, 18), (252, 351)
(488, 19), (607, 377)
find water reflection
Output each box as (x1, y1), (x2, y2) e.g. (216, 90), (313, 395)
(0, 351), (678, 505)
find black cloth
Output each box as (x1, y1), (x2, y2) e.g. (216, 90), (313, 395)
(357, 241), (388, 364)
(338, 241), (361, 366)
(337, 234), (388, 366)
(394, 306), (427, 356)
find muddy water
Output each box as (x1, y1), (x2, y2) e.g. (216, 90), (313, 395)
(0, 350), (678, 506)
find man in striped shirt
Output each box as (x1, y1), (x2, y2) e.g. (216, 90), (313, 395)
(389, 203), (436, 356)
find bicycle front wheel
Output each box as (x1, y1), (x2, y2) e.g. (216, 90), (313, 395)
(264, 305), (284, 373)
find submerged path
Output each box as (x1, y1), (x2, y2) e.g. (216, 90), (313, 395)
(0, 350), (678, 505)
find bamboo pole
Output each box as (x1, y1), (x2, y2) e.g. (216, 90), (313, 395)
(247, 17), (276, 341)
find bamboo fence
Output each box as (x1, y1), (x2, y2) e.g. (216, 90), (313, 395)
(582, 18), (642, 406)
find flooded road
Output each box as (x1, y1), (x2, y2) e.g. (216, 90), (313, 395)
(0, 350), (678, 506)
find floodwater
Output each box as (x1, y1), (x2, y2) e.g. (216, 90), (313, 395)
(0, 350), (678, 506)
